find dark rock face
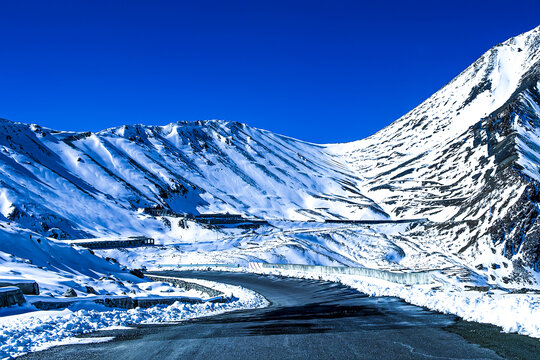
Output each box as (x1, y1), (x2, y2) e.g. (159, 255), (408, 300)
(0, 280), (39, 295)
(416, 79), (540, 279)
(63, 288), (77, 298)
(485, 80), (540, 272)
(129, 269), (145, 278)
(0, 287), (26, 308)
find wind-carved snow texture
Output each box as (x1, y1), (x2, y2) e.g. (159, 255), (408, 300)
(1, 26), (540, 287)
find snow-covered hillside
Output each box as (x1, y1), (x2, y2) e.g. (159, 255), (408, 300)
(0, 118), (387, 240)
(0, 222), (144, 297)
(330, 25), (540, 285)
(333, 25), (540, 221)
(1, 26), (540, 288)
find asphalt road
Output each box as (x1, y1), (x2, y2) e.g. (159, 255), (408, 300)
(22, 271), (513, 360)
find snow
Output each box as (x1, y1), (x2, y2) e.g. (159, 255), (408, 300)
(245, 267), (540, 340)
(0, 278), (268, 359)
(0, 114), (390, 243)
(0, 221), (270, 359)
(0, 22), (539, 358)
(99, 220), (415, 271)
(0, 286), (18, 294)
(0, 223), (148, 297)
(136, 281), (203, 298)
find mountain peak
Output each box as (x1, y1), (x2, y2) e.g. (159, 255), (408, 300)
(328, 25), (540, 279)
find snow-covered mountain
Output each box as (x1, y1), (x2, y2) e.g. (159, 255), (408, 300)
(332, 25), (540, 283)
(1, 25), (540, 286)
(0, 118), (387, 240)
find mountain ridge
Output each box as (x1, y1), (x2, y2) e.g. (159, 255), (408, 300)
(1, 25), (540, 285)
(327, 24), (540, 282)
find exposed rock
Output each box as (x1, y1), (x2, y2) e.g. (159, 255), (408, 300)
(63, 288), (77, 297)
(0, 287), (26, 308)
(129, 269), (145, 278)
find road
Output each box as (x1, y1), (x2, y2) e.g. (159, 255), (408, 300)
(22, 271), (523, 360)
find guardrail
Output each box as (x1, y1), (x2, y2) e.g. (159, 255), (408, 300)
(324, 218), (428, 224)
(29, 275), (230, 310)
(157, 264), (240, 269)
(152, 262), (436, 285)
(248, 263), (436, 285)
(31, 294), (232, 311)
(65, 237), (154, 249)
(145, 274), (224, 298)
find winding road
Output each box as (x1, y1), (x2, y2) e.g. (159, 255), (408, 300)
(22, 271), (530, 359)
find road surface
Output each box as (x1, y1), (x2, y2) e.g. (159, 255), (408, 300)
(23, 271), (526, 359)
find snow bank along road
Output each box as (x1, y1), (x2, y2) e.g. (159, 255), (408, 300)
(22, 271), (540, 360)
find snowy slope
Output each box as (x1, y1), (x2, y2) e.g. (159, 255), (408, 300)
(0, 223), (143, 296)
(333, 25), (540, 221)
(331, 25), (540, 284)
(0, 119), (387, 240)
(0, 26), (540, 288)
(3, 25), (540, 356)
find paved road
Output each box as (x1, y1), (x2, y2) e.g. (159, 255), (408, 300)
(24, 271), (507, 360)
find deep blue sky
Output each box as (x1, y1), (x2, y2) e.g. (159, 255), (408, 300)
(0, 1), (539, 143)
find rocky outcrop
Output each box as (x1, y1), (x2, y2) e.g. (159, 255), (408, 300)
(0, 280), (39, 295)
(0, 286), (26, 308)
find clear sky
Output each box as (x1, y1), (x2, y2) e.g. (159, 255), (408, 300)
(0, 1), (539, 143)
